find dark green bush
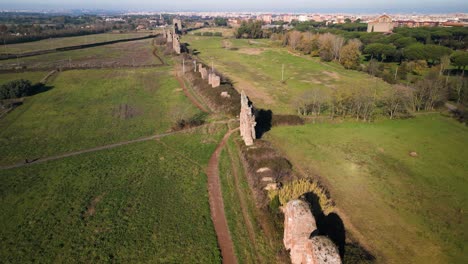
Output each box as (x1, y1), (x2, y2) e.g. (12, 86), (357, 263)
(0, 79), (33, 100)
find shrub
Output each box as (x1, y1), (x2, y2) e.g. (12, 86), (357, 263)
(194, 32), (202, 36)
(269, 179), (334, 214)
(0, 79), (34, 100)
(213, 32), (223, 37)
(202, 32), (213, 36)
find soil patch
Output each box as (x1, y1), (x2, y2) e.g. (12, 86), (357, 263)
(322, 71), (341, 80)
(238, 48), (264, 55)
(82, 193), (105, 219)
(113, 104), (142, 120)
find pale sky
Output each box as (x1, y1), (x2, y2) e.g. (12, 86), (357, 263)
(1, 0), (467, 13)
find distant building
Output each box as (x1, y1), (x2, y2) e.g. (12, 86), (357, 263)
(367, 15), (394, 33)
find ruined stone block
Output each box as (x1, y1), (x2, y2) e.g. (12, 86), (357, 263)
(211, 75), (221, 88)
(240, 91), (256, 146)
(220, 91), (230, 98)
(208, 73), (214, 85)
(283, 200), (341, 264)
(200, 67), (208, 80)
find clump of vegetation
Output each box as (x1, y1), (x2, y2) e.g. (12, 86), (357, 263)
(172, 112), (207, 130)
(269, 179), (334, 214)
(0, 79), (33, 99)
(235, 20), (265, 39)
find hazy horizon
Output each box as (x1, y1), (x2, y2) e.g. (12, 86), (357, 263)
(1, 0), (467, 14)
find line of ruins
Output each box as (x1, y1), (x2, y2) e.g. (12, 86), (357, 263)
(162, 19), (343, 263)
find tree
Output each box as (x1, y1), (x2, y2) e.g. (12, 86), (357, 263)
(339, 39), (362, 69)
(383, 85), (412, 119)
(451, 51), (468, 72)
(214, 17), (228, 27)
(318, 33), (334, 61)
(332, 35), (345, 61)
(0, 79), (33, 99)
(403, 43), (452, 64)
(363, 43), (396, 61)
(235, 20), (264, 39)
(288, 31), (302, 50)
(439, 55), (451, 76)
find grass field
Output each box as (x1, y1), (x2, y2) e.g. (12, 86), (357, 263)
(0, 67), (200, 165)
(0, 126), (225, 263)
(0, 71), (47, 85)
(0, 39), (161, 70)
(183, 33), (391, 114)
(1, 32), (153, 54)
(266, 114), (468, 263)
(218, 136), (282, 263)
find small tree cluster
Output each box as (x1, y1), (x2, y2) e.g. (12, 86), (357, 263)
(235, 20), (265, 39)
(0, 79), (33, 100)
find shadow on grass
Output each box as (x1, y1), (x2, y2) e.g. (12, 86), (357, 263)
(303, 192), (376, 263)
(254, 108), (272, 139)
(31, 83), (54, 96)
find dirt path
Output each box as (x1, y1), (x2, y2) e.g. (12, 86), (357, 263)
(207, 129), (239, 264)
(174, 70), (210, 113)
(225, 141), (262, 263)
(151, 41), (166, 65)
(0, 131), (181, 170)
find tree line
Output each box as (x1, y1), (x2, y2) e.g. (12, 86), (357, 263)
(294, 69), (467, 121)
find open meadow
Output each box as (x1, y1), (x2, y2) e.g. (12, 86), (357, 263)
(266, 114), (468, 263)
(183, 31), (391, 114)
(1, 32), (154, 54)
(0, 67), (200, 166)
(0, 126), (225, 263)
(0, 39), (163, 70)
(0, 71), (47, 85)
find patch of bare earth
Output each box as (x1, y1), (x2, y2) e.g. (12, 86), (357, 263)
(231, 78), (275, 106)
(322, 71), (341, 80)
(238, 48), (264, 55)
(113, 104), (142, 120)
(82, 194), (105, 219)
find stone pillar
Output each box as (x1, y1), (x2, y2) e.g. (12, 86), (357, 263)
(283, 200), (341, 264)
(208, 73), (213, 85)
(200, 67), (208, 80)
(212, 75), (221, 88)
(240, 90), (256, 146)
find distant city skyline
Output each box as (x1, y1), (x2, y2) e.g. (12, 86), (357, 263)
(1, 0), (467, 13)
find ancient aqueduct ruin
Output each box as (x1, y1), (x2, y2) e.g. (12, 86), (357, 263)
(167, 19), (342, 264)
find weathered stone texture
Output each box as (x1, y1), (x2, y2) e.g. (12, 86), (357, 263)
(173, 34), (181, 54)
(166, 30), (173, 43)
(200, 67), (208, 80)
(211, 75), (220, 88)
(208, 73), (214, 85)
(284, 200), (341, 264)
(240, 91), (256, 146)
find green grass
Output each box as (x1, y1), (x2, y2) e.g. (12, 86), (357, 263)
(183, 35), (391, 114)
(266, 114), (468, 264)
(0, 67), (200, 165)
(0, 127), (225, 263)
(1, 33), (152, 54)
(0, 71), (47, 85)
(0, 39), (160, 70)
(218, 136), (279, 263)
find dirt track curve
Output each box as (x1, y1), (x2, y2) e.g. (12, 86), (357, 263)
(207, 129), (239, 264)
